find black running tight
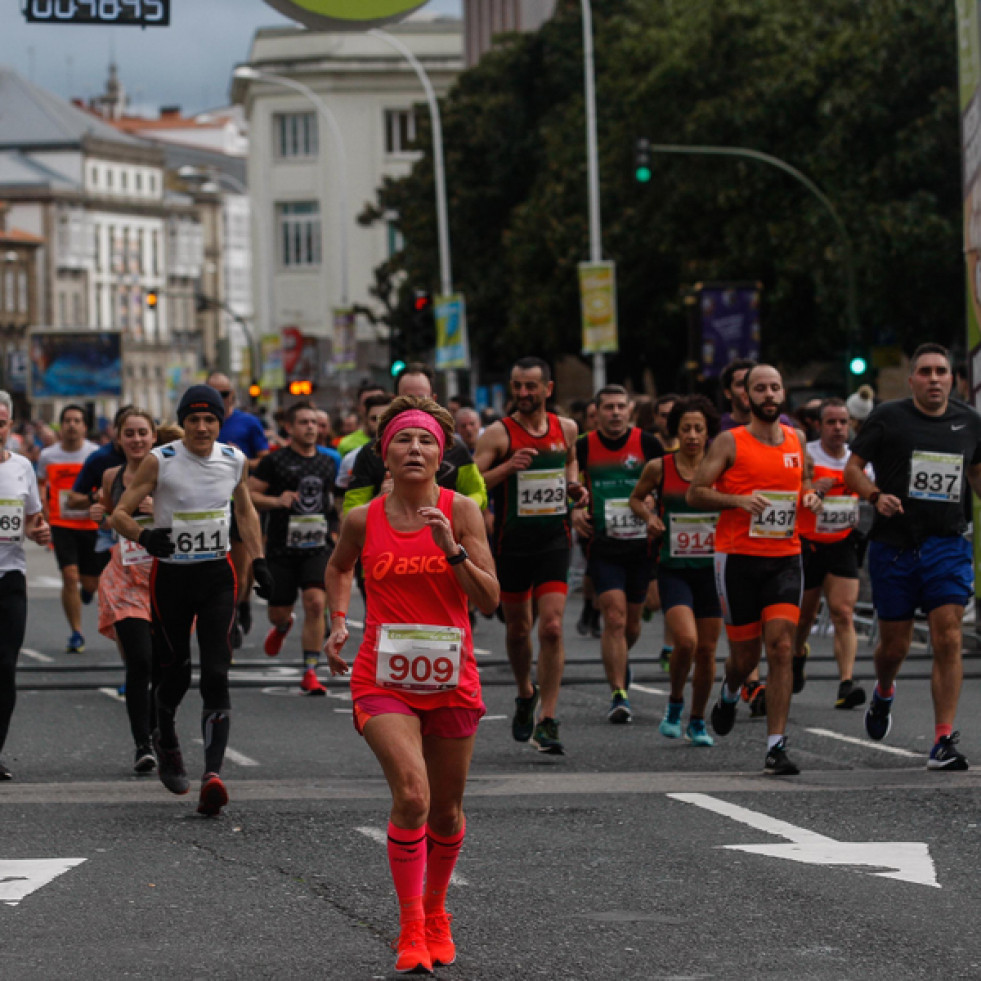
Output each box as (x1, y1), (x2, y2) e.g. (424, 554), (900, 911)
(114, 617), (155, 748)
(0, 571), (27, 755)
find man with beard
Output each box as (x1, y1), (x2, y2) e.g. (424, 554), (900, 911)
(688, 364), (823, 775)
(249, 402), (337, 696)
(474, 357), (587, 754)
(845, 343), (981, 770)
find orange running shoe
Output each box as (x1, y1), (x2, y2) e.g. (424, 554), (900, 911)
(263, 615), (294, 657)
(425, 911), (456, 966)
(197, 772), (228, 817)
(394, 919), (432, 974)
(300, 667), (327, 696)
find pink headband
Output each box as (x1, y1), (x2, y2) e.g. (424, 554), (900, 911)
(380, 409), (447, 462)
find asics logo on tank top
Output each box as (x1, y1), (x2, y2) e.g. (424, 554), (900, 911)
(370, 551), (448, 580)
(784, 453), (801, 468)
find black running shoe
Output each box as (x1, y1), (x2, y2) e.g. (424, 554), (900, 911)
(927, 731), (969, 771)
(531, 717), (564, 755)
(835, 680), (866, 710)
(710, 695), (737, 736)
(864, 686), (893, 741)
(0, 759), (11, 780)
(742, 681), (767, 718)
(512, 685), (540, 742)
(792, 643), (808, 694)
(238, 602), (252, 636)
(133, 745), (156, 774)
(152, 729), (189, 795)
(764, 738), (800, 776)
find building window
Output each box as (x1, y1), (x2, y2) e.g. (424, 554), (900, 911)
(387, 220), (404, 258)
(95, 284), (103, 327)
(121, 170), (128, 191)
(17, 271), (27, 313)
(3, 270), (14, 313)
(277, 201), (321, 267)
(274, 112), (318, 159)
(72, 293), (82, 326)
(149, 174), (156, 194)
(107, 169), (113, 189)
(135, 172), (143, 192)
(91, 167), (98, 187)
(385, 108), (417, 154)
(151, 231), (159, 276)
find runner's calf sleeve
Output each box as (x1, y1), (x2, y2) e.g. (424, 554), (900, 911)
(202, 710), (230, 775)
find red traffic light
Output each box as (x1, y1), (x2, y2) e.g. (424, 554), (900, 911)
(413, 291), (431, 312)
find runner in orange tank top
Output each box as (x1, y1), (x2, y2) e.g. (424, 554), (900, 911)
(688, 365), (823, 776)
(325, 396), (499, 976)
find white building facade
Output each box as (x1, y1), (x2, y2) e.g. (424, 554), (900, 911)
(232, 19), (464, 400)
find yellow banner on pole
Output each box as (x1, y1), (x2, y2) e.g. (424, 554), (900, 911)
(578, 261), (619, 355)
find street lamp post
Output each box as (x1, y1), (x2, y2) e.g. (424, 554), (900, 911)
(367, 28), (458, 397)
(647, 143), (860, 371)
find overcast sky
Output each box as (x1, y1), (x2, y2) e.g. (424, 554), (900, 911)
(3, 0), (462, 115)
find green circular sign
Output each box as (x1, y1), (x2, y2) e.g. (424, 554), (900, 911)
(263, 0), (429, 30)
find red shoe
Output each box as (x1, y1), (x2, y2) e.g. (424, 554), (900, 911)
(263, 615), (294, 657)
(425, 910), (456, 966)
(197, 772), (228, 817)
(394, 919), (432, 975)
(300, 667), (327, 696)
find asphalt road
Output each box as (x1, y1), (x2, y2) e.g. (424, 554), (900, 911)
(4, 545), (981, 979)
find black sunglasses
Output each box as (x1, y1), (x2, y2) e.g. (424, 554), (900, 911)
(217, 390), (233, 399)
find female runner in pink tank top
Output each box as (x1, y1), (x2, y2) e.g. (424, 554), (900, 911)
(325, 396), (499, 975)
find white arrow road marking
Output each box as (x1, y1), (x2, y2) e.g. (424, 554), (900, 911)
(669, 792), (939, 888)
(805, 727), (921, 758)
(0, 859), (87, 906)
(98, 687), (125, 703)
(355, 826), (468, 886)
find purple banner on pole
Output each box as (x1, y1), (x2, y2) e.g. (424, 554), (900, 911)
(699, 287), (761, 379)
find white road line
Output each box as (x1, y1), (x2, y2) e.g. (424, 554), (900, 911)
(29, 576), (63, 589)
(191, 739), (260, 767)
(22, 648), (53, 663)
(805, 727), (922, 759)
(629, 683), (668, 696)
(355, 826), (468, 886)
(481, 715), (507, 721)
(347, 618), (364, 629)
(98, 687), (125, 703)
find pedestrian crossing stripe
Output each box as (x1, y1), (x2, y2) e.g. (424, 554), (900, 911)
(0, 858), (87, 906)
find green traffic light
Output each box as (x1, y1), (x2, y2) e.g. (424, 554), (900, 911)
(390, 359), (407, 378)
(635, 166), (652, 183)
(849, 356), (868, 375)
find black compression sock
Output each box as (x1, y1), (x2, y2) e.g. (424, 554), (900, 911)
(201, 710), (230, 775)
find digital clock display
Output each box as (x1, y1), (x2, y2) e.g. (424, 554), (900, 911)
(23, 0), (170, 26)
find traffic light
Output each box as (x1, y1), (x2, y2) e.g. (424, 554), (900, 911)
(289, 380), (313, 396)
(848, 351), (870, 378)
(412, 290), (433, 325)
(145, 290), (159, 309)
(390, 358), (407, 378)
(248, 380), (261, 404)
(634, 138), (652, 183)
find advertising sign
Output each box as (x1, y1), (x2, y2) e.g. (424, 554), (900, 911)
(956, 0), (981, 604)
(578, 261), (619, 355)
(332, 309), (356, 372)
(260, 334), (284, 391)
(698, 285), (761, 379)
(263, 0), (427, 30)
(28, 330), (122, 399)
(434, 294), (470, 371)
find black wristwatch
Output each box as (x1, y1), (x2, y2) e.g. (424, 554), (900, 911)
(447, 545), (469, 566)
(868, 491), (881, 506)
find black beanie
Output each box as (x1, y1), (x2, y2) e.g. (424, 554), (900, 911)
(177, 384), (225, 426)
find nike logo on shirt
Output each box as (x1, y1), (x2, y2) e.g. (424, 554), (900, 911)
(952, 424), (967, 431)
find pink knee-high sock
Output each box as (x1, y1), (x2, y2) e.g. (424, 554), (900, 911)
(424, 821), (466, 914)
(387, 822), (427, 925)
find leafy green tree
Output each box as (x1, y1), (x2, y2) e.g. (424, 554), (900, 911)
(362, 0), (962, 390)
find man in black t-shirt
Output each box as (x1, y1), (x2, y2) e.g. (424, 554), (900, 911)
(572, 385), (662, 724)
(845, 343), (981, 771)
(249, 402), (336, 696)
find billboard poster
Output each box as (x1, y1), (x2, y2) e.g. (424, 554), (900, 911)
(28, 330), (122, 399)
(956, 0), (981, 603)
(332, 309), (356, 372)
(260, 333), (284, 390)
(698, 286), (761, 379)
(263, 0), (427, 30)
(578, 261), (619, 354)
(435, 293), (470, 371)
